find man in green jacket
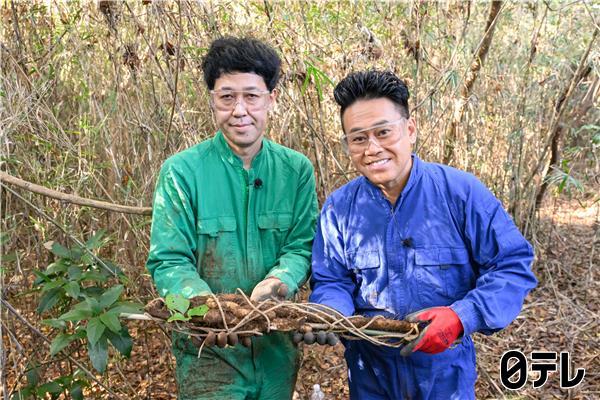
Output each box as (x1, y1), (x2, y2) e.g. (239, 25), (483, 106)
(146, 37), (318, 399)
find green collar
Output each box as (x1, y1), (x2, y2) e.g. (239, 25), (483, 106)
(213, 130), (268, 169)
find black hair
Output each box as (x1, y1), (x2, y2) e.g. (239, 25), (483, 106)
(201, 37), (281, 91)
(333, 70), (410, 119)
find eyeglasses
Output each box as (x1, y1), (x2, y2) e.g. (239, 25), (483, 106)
(210, 89), (271, 111)
(343, 118), (406, 154)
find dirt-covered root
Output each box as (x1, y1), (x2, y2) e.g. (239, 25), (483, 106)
(346, 316), (416, 333)
(147, 295), (415, 333)
(144, 298), (170, 320)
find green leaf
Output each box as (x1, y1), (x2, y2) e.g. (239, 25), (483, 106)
(85, 297), (102, 314)
(85, 229), (106, 250)
(46, 259), (68, 275)
(99, 311), (121, 333)
(86, 317), (106, 346)
(88, 335), (108, 373)
(36, 381), (62, 396)
(64, 281), (80, 299)
(167, 312), (189, 322)
(165, 294), (189, 314)
(67, 266), (82, 280)
(49, 242), (71, 259)
(37, 288), (63, 314)
(105, 328), (133, 357)
(80, 271), (107, 283)
(70, 247), (83, 263)
(41, 278), (67, 291)
(109, 301), (143, 315)
(70, 382), (84, 400)
(58, 308), (92, 321)
(25, 361), (41, 387)
(33, 270), (50, 285)
(187, 304), (209, 317)
(50, 333), (78, 356)
(80, 252), (95, 266)
(100, 260), (124, 277)
(11, 387), (34, 400)
(98, 285), (123, 309)
(42, 318), (67, 329)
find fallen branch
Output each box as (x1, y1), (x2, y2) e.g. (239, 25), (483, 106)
(0, 171), (152, 215)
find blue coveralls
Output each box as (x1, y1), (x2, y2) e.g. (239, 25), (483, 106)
(309, 155), (537, 400)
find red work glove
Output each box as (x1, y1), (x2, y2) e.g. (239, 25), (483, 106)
(400, 307), (463, 357)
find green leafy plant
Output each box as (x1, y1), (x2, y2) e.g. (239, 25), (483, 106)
(33, 230), (143, 373)
(164, 293), (209, 322)
(11, 363), (89, 400)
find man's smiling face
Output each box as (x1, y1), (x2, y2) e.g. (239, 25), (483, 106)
(211, 72), (275, 154)
(342, 97), (416, 196)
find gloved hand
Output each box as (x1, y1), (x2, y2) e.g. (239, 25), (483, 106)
(400, 306), (463, 357)
(250, 277), (288, 302)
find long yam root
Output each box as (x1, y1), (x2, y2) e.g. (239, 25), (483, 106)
(142, 293), (421, 348)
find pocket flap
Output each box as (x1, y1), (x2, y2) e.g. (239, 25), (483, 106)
(257, 213), (292, 231)
(415, 247), (469, 266)
(198, 216), (236, 236)
(350, 250), (381, 270)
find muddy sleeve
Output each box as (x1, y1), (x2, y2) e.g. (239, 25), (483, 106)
(309, 197), (356, 316)
(450, 180), (537, 336)
(266, 158), (318, 295)
(146, 161), (212, 298)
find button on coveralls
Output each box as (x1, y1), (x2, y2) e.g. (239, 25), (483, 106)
(310, 155), (537, 400)
(147, 132), (318, 399)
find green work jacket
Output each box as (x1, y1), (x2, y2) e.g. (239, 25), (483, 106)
(146, 131), (318, 299)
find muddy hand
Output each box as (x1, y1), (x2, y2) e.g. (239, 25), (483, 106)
(250, 277), (288, 302)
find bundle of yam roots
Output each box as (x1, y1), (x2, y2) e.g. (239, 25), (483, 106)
(142, 291), (423, 349)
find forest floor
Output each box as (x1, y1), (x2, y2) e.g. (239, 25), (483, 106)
(3, 196), (598, 399)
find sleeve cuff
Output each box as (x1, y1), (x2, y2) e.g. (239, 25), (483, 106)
(450, 300), (482, 337)
(159, 279), (212, 299)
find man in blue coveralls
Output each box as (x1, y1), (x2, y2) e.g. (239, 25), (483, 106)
(309, 70), (538, 399)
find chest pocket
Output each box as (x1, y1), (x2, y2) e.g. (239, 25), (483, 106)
(197, 216), (237, 283)
(257, 212), (292, 267)
(413, 247), (472, 305)
(349, 250), (386, 309)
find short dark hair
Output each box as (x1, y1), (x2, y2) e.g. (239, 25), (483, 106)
(333, 70), (410, 119)
(201, 37), (281, 91)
